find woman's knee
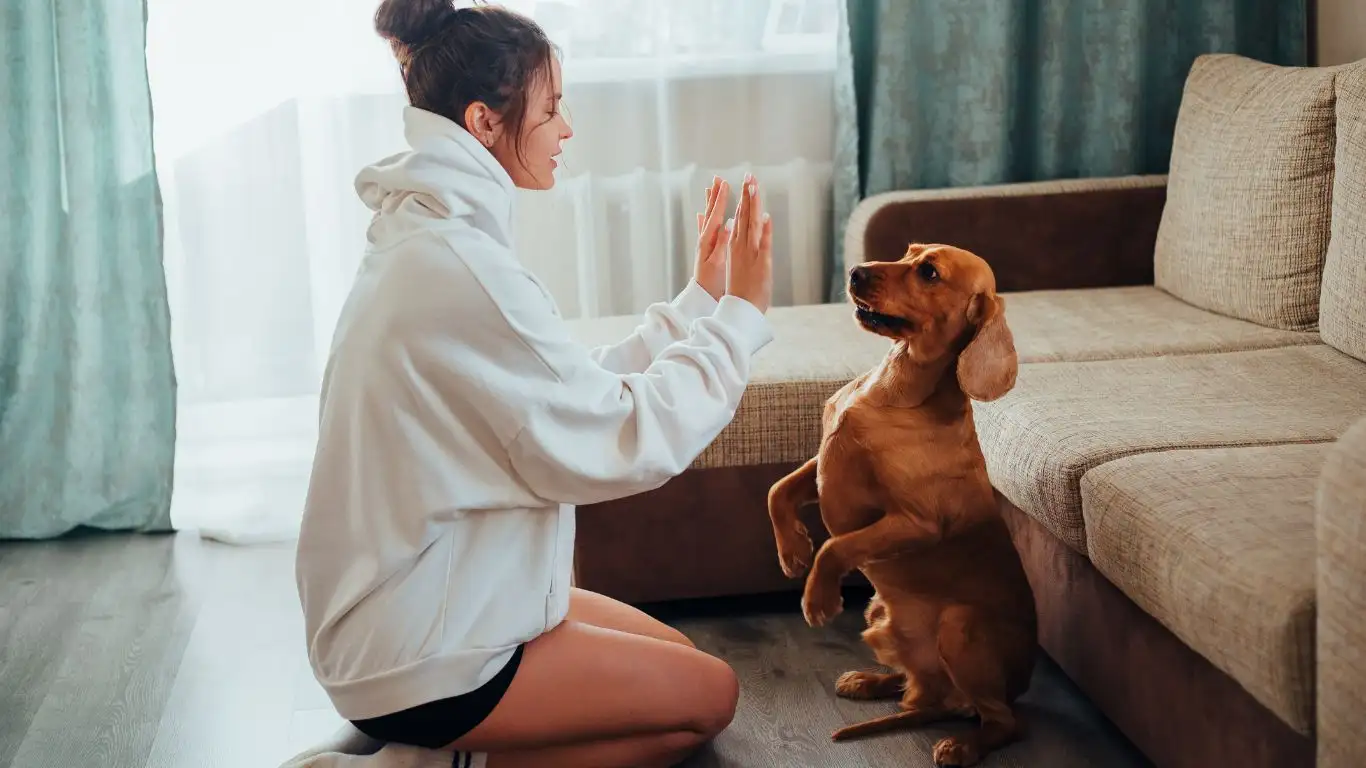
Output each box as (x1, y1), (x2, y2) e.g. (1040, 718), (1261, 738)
(683, 656), (739, 737)
(658, 624), (696, 649)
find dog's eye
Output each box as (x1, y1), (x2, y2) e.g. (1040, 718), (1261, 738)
(917, 262), (939, 282)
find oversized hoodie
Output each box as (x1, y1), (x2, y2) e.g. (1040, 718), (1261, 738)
(294, 107), (773, 721)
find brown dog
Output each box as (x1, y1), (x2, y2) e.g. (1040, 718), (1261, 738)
(767, 243), (1038, 767)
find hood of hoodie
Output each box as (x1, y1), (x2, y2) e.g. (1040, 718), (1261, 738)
(354, 107), (517, 249)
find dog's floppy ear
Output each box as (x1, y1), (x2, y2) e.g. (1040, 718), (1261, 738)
(957, 293), (1017, 402)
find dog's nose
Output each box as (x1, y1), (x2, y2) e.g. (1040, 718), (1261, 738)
(849, 266), (869, 290)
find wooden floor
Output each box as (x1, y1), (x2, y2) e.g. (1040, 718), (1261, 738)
(0, 532), (1150, 768)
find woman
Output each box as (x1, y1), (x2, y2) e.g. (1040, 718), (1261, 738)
(293, 1), (775, 767)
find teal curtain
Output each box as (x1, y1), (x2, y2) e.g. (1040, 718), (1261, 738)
(831, 0), (1309, 297)
(1, 1), (176, 538)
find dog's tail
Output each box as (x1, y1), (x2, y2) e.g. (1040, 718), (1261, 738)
(831, 710), (931, 742)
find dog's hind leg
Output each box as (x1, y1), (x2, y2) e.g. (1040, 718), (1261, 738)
(831, 660), (972, 741)
(931, 608), (1025, 767)
(834, 670), (904, 700)
(830, 705), (946, 742)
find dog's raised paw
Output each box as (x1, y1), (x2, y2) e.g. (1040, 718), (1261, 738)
(932, 735), (981, 767)
(776, 530), (813, 578)
(801, 581), (843, 627)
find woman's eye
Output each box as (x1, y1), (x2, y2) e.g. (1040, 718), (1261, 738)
(917, 262), (939, 282)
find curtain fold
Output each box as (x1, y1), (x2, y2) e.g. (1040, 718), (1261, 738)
(831, 0), (1309, 298)
(0, 0), (176, 538)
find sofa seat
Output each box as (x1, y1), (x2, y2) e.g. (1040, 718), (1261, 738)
(1000, 285), (1320, 362)
(568, 287), (1321, 469)
(973, 344), (1366, 553)
(1081, 444), (1327, 733)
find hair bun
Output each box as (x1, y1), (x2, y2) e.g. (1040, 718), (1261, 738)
(374, 0), (460, 49)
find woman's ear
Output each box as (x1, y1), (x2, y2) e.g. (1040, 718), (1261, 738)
(957, 293), (1018, 402)
(463, 102), (502, 147)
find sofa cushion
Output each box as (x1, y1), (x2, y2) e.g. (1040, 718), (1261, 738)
(570, 302), (892, 469)
(999, 286), (1319, 362)
(974, 344), (1366, 553)
(569, 290), (1321, 469)
(1080, 444), (1323, 734)
(1318, 417), (1366, 765)
(1321, 62), (1366, 362)
(1154, 54), (1337, 331)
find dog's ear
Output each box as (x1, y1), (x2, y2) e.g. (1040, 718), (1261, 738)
(957, 293), (1017, 402)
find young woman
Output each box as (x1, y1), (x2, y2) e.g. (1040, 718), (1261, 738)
(293, 2), (775, 767)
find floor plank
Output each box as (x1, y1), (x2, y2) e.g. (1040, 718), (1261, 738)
(653, 593), (1150, 768)
(0, 532), (1151, 768)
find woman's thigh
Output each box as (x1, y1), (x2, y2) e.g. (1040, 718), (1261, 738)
(450, 619), (739, 753)
(567, 587), (693, 647)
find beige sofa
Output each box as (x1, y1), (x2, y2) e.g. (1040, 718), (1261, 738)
(568, 54), (1366, 767)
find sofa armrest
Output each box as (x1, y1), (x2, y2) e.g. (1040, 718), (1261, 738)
(1318, 416), (1366, 767)
(843, 175), (1168, 292)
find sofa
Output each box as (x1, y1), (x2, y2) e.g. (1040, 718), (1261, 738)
(566, 54), (1366, 768)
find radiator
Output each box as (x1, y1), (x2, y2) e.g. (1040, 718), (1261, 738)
(512, 158), (834, 319)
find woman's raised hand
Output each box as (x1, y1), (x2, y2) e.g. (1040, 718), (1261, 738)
(694, 176), (730, 300)
(726, 174), (773, 314)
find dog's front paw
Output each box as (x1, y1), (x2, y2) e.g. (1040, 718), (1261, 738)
(801, 578), (843, 627)
(775, 524), (813, 578)
(932, 736), (981, 767)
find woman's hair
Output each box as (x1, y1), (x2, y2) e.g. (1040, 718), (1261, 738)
(375, 0), (556, 161)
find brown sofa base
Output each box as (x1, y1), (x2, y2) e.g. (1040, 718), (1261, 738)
(1000, 496), (1314, 768)
(574, 462), (831, 604)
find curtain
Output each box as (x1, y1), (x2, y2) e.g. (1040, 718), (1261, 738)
(144, 0), (840, 543)
(831, 0), (1309, 298)
(0, 1), (176, 538)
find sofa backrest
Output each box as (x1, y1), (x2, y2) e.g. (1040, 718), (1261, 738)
(1320, 61), (1366, 363)
(1154, 54), (1337, 332)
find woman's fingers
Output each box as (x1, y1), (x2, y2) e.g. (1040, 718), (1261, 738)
(734, 174), (753, 245)
(702, 181), (728, 252)
(748, 182), (763, 250)
(699, 178), (719, 234)
(759, 213), (773, 256)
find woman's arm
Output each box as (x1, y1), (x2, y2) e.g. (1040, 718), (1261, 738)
(392, 231), (770, 507)
(586, 280), (718, 374)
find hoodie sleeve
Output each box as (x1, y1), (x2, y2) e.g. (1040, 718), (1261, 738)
(394, 233), (772, 507)
(586, 280), (719, 374)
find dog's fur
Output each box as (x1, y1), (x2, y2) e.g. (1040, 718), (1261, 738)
(767, 244), (1038, 767)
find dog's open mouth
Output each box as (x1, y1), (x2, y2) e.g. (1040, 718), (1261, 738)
(853, 299), (913, 332)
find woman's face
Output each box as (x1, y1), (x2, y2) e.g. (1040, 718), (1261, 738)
(492, 56), (572, 190)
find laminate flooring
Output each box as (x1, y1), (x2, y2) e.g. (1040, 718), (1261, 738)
(0, 532), (1150, 768)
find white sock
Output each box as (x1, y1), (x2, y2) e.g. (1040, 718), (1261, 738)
(280, 731), (486, 768)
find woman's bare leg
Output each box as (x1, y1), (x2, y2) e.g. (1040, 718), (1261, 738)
(566, 587), (694, 647)
(450, 619), (739, 768)
(482, 731), (706, 768)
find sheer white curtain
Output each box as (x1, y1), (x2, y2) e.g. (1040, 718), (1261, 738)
(146, 0), (839, 544)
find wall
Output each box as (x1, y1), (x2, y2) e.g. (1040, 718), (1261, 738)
(1318, 0), (1366, 65)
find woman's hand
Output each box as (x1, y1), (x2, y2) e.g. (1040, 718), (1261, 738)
(726, 174), (773, 314)
(694, 176), (730, 300)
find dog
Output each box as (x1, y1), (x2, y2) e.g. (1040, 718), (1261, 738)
(767, 243), (1038, 767)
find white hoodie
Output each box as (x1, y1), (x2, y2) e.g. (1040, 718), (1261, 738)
(294, 107), (773, 721)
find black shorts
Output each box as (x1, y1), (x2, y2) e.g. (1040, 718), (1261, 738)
(350, 644), (525, 749)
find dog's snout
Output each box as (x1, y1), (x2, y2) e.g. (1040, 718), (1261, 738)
(849, 266), (869, 290)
